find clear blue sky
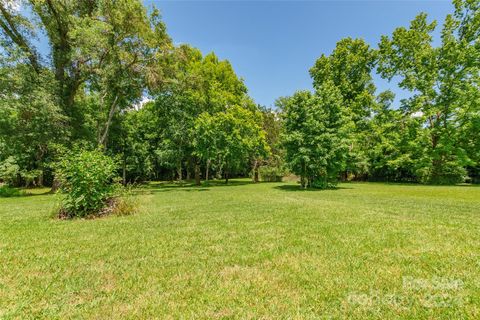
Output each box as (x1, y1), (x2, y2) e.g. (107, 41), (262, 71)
(146, 0), (453, 107)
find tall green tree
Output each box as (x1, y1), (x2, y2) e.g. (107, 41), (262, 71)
(0, 60), (67, 186)
(0, 0), (171, 145)
(254, 106), (284, 182)
(310, 38), (377, 179)
(377, 1), (479, 184)
(152, 46), (248, 182)
(0, 0), (172, 186)
(364, 91), (423, 182)
(193, 105), (269, 184)
(281, 86), (348, 189)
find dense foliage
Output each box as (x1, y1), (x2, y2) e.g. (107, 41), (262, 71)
(283, 0), (479, 187)
(0, 185), (26, 197)
(281, 88), (347, 188)
(193, 105), (270, 183)
(0, 0), (478, 190)
(55, 150), (119, 218)
(258, 165), (286, 182)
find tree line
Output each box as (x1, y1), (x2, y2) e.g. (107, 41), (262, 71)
(283, 0), (479, 187)
(0, 0), (478, 189)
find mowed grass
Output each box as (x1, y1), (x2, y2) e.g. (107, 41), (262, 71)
(1, 181), (479, 319)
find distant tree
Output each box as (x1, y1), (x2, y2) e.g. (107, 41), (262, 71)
(310, 38), (377, 180)
(0, 62), (67, 186)
(192, 110), (216, 183)
(107, 101), (158, 184)
(377, 1), (479, 184)
(194, 106), (269, 184)
(260, 106), (283, 156)
(0, 156), (20, 186)
(281, 86), (348, 189)
(364, 91), (423, 182)
(152, 46), (248, 182)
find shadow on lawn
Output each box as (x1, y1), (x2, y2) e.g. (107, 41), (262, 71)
(0, 188), (52, 198)
(147, 188), (210, 194)
(135, 179), (253, 194)
(26, 190), (53, 196)
(274, 185), (352, 192)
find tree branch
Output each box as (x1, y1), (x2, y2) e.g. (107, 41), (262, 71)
(99, 95), (120, 147)
(0, 4), (41, 73)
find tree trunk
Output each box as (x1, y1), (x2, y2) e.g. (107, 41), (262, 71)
(122, 157), (127, 186)
(224, 161), (229, 184)
(177, 164), (182, 182)
(301, 162), (308, 189)
(187, 157), (194, 181)
(252, 159), (259, 183)
(37, 163), (44, 187)
(99, 95), (119, 148)
(205, 159), (210, 181)
(195, 162), (201, 186)
(38, 173), (43, 187)
(50, 177), (61, 193)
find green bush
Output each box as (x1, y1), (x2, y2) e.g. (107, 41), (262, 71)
(311, 177), (337, 189)
(0, 185), (26, 197)
(20, 169), (43, 187)
(56, 150), (120, 218)
(0, 156), (20, 186)
(417, 162), (466, 185)
(259, 165), (285, 182)
(111, 189), (139, 217)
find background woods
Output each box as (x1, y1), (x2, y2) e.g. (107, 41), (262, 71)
(0, 0), (478, 188)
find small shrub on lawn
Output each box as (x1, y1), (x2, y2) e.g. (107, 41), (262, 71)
(111, 192), (139, 217)
(259, 165), (285, 182)
(96, 186), (139, 217)
(0, 185), (26, 197)
(56, 150), (121, 218)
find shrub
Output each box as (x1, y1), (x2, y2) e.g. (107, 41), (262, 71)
(111, 192), (139, 217)
(97, 186), (139, 217)
(259, 165), (285, 182)
(311, 177), (337, 189)
(416, 162), (466, 185)
(0, 157), (20, 186)
(0, 185), (26, 197)
(56, 150), (120, 218)
(20, 169), (43, 187)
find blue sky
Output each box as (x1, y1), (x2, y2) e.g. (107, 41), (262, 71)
(146, 0), (453, 107)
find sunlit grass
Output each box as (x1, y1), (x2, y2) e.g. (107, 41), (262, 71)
(1, 180), (479, 319)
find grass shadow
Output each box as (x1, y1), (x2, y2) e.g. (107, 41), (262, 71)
(25, 189), (53, 196)
(134, 179), (253, 194)
(0, 187), (52, 198)
(350, 181), (480, 188)
(457, 183), (480, 187)
(274, 185), (352, 192)
(145, 188), (211, 194)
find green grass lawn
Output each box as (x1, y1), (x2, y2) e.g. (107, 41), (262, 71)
(1, 181), (479, 319)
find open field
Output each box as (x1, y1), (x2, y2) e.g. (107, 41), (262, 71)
(1, 181), (480, 319)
